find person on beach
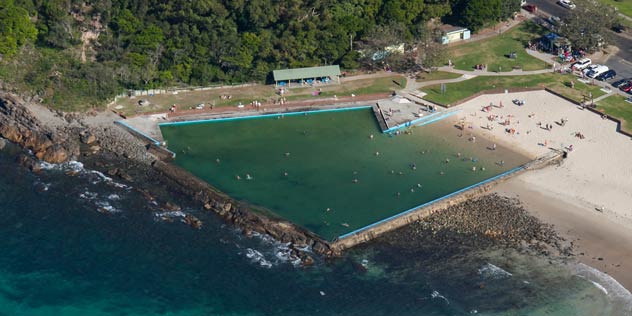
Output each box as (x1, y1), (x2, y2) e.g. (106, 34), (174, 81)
(492, 143), (496, 150)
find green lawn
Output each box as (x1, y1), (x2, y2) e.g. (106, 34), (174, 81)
(596, 94), (632, 132)
(448, 22), (551, 72)
(415, 71), (462, 82)
(598, 0), (632, 19)
(421, 74), (605, 106)
(114, 75), (405, 116)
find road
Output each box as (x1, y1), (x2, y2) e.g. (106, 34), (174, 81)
(528, 0), (568, 19)
(528, 0), (632, 80)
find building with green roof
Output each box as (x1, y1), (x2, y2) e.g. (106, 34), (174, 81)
(272, 65), (341, 87)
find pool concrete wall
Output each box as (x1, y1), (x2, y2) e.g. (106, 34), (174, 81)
(331, 151), (563, 252)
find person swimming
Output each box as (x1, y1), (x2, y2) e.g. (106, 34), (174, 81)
(235, 175), (241, 180)
(352, 179), (359, 183)
(283, 171), (288, 177)
(215, 158), (221, 163)
(284, 152), (291, 157)
(246, 174), (253, 180)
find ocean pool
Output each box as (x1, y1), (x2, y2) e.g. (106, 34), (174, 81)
(160, 108), (530, 240)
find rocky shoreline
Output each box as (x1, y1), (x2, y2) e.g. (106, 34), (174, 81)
(0, 92), (336, 263)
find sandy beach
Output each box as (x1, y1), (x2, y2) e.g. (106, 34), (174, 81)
(449, 90), (632, 290)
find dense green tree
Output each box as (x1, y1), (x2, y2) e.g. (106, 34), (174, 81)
(0, 0), (38, 56)
(459, 0), (501, 32)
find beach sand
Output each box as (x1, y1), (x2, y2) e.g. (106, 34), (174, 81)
(449, 90), (632, 290)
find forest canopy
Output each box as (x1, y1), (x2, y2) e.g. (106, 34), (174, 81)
(0, 0), (520, 110)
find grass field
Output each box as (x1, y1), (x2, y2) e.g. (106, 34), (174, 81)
(449, 22), (551, 72)
(415, 71), (462, 82)
(596, 94), (632, 132)
(114, 75), (405, 116)
(598, 0), (632, 18)
(421, 74), (606, 106)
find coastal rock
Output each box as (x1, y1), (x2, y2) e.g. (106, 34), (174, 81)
(117, 170), (133, 182)
(164, 202), (181, 211)
(184, 214), (203, 229)
(40, 144), (69, 164)
(80, 131), (97, 145)
(0, 123), (23, 144)
(17, 154), (39, 172)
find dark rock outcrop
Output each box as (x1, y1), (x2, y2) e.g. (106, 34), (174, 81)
(0, 93), (77, 163)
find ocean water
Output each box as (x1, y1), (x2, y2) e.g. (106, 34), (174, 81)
(160, 108), (529, 240)
(1, 143), (631, 315)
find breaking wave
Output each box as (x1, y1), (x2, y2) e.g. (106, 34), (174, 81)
(478, 263), (513, 280)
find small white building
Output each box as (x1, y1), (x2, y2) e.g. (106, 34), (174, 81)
(438, 25), (471, 45)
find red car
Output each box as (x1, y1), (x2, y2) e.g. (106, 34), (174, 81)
(523, 4), (537, 13)
(619, 82), (632, 92)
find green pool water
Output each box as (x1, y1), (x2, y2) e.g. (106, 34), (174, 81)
(160, 108), (530, 240)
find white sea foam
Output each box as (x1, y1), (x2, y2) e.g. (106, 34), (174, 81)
(572, 263), (632, 312)
(244, 232), (305, 267)
(107, 194), (121, 200)
(245, 248), (273, 268)
(95, 200), (121, 214)
(33, 180), (51, 191)
(478, 263), (513, 279)
(431, 290), (450, 304)
(154, 211), (186, 219)
(39, 160), (130, 189)
(79, 191), (98, 200)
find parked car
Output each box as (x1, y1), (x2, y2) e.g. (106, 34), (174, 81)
(572, 58), (592, 71)
(596, 69), (616, 81)
(619, 82), (632, 92)
(612, 78), (629, 88)
(549, 16), (562, 26)
(587, 65), (609, 78)
(558, 0), (576, 9)
(582, 64), (599, 75)
(612, 24), (626, 33)
(523, 4), (537, 13)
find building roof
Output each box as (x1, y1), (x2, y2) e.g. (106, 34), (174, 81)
(438, 24), (468, 35)
(273, 65), (341, 82)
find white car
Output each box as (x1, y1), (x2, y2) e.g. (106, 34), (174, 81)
(582, 64), (599, 75)
(558, 0), (576, 9)
(573, 58), (591, 71)
(587, 65), (609, 78)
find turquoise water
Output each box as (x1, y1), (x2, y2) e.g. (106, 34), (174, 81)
(160, 108), (530, 240)
(0, 144), (630, 315)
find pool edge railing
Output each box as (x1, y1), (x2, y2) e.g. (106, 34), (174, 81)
(114, 120), (177, 159)
(157, 105), (372, 127)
